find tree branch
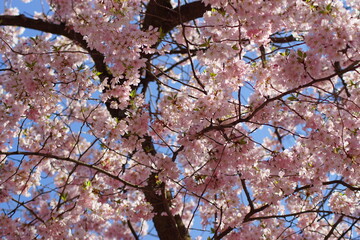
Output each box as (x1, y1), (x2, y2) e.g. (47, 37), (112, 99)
(324, 215), (343, 240)
(323, 180), (360, 191)
(241, 179), (254, 210)
(214, 226), (234, 240)
(0, 151), (140, 189)
(11, 198), (46, 225)
(0, 14), (112, 81)
(127, 220), (140, 240)
(143, 1), (211, 33)
(172, 1), (212, 27)
(248, 210), (358, 221)
(195, 61), (360, 137)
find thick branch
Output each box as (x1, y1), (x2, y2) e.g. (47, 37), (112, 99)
(324, 215), (343, 240)
(142, 173), (191, 240)
(214, 227), (234, 240)
(172, 1), (212, 28)
(0, 15), (112, 81)
(143, 1), (211, 33)
(270, 35), (299, 44)
(324, 180), (360, 191)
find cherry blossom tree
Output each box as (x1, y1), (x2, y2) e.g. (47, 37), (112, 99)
(0, 0), (359, 239)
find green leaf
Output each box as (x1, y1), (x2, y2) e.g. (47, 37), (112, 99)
(236, 138), (247, 145)
(210, 72), (217, 77)
(30, 36), (39, 44)
(199, 42), (209, 48)
(200, 37), (211, 48)
(167, 94), (177, 101)
(297, 49), (305, 58)
(333, 147), (341, 154)
(287, 96), (297, 101)
(297, 50), (307, 62)
(232, 44), (239, 50)
(83, 180), (92, 189)
(280, 49), (290, 56)
(25, 61), (36, 70)
(309, 4), (317, 11)
(320, 4), (332, 14)
(129, 89), (136, 98)
(60, 192), (68, 201)
(93, 71), (102, 76)
(326, 4), (332, 12)
(77, 64), (85, 71)
(52, 45), (63, 52)
(155, 175), (162, 185)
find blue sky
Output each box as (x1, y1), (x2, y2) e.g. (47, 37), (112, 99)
(1, 0), (48, 13)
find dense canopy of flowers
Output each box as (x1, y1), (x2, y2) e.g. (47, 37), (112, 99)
(0, 0), (359, 239)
